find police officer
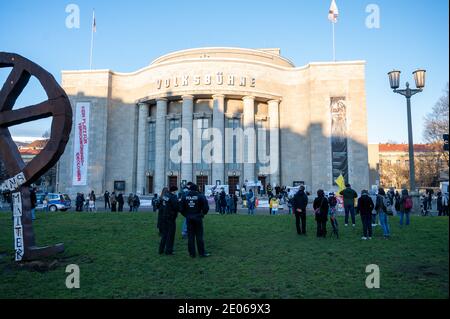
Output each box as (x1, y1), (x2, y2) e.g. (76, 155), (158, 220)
(159, 186), (179, 255)
(180, 183), (210, 258)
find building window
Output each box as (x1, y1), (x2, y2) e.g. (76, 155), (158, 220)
(194, 118), (210, 171)
(168, 119), (181, 171)
(148, 122), (156, 171)
(226, 118), (241, 172)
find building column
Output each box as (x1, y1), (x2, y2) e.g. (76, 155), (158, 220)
(154, 98), (167, 194)
(136, 102), (149, 195)
(181, 95), (194, 184)
(268, 100), (280, 187)
(243, 96), (256, 184)
(212, 94), (225, 185)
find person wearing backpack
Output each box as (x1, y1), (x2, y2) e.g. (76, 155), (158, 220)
(375, 188), (391, 239)
(399, 189), (413, 227)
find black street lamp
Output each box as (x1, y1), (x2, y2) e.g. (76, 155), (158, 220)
(388, 69), (427, 192)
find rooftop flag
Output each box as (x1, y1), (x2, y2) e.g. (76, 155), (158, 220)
(328, 0), (339, 23)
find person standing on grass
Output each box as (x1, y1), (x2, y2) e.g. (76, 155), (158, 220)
(356, 190), (375, 240)
(104, 190), (110, 210)
(313, 189), (329, 238)
(180, 183), (210, 258)
(293, 186), (308, 235)
(152, 193), (158, 212)
(133, 194), (140, 212)
(399, 189), (413, 227)
(340, 183), (358, 227)
(232, 193), (238, 214)
(159, 186), (180, 255)
(218, 188), (227, 215)
(270, 196), (280, 215)
(442, 192), (449, 216)
(437, 191), (443, 216)
(117, 193), (124, 212)
(128, 193), (134, 212)
(110, 192), (117, 212)
(246, 189), (256, 215)
(156, 187), (169, 236)
(375, 188), (391, 239)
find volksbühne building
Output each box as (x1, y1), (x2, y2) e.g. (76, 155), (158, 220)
(56, 47), (369, 196)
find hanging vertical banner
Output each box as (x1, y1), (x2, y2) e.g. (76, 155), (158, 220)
(331, 97), (349, 185)
(72, 102), (90, 186)
(12, 192), (24, 261)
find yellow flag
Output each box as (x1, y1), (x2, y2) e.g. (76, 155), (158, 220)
(335, 174), (345, 192)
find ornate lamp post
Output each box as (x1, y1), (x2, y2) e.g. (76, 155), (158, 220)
(388, 69), (426, 192)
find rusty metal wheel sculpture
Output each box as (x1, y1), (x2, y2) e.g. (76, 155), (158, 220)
(0, 52), (72, 261)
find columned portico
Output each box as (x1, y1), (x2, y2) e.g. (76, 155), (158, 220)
(268, 100), (280, 186)
(212, 94), (225, 185)
(154, 98), (168, 194)
(136, 102), (149, 194)
(243, 96), (256, 184)
(181, 95), (194, 184)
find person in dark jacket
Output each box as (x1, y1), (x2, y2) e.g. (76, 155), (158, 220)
(104, 191), (110, 210)
(292, 186), (308, 235)
(232, 194), (238, 214)
(357, 190), (375, 240)
(218, 188), (227, 215)
(313, 189), (329, 238)
(132, 194), (140, 212)
(159, 186), (180, 255)
(156, 188), (168, 235)
(437, 191), (443, 216)
(110, 192), (117, 212)
(340, 184), (358, 227)
(117, 193), (124, 212)
(151, 193), (158, 212)
(180, 183), (210, 258)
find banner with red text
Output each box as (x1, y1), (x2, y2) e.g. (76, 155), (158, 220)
(72, 102), (90, 186)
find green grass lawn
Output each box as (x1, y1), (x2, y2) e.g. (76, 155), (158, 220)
(0, 211), (448, 299)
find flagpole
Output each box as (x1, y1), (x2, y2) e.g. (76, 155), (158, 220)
(332, 21), (336, 62)
(89, 10), (95, 70)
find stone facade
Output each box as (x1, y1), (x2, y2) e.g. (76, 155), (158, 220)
(57, 47), (369, 196)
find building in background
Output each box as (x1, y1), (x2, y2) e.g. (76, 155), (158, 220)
(56, 47), (369, 197)
(369, 143), (447, 190)
(0, 139), (57, 193)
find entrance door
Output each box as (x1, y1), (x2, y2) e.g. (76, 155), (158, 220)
(168, 176), (178, 189)
(228, 176), (240, 195)
(196, 176), (208, 194)
(258, 176), (266, 195)
(147, 176), (154, 195)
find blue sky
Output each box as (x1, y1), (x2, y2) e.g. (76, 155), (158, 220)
(0, 0), (448, 143)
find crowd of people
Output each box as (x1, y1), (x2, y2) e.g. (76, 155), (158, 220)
(288, 184), (418, 240)
(74, 190), (141, 212)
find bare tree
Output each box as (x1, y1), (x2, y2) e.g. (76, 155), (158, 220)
(380, 162), (409, 189)
(423, 83), (449, 163)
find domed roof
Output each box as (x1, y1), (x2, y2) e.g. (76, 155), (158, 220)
(150, 47), (295, 68)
